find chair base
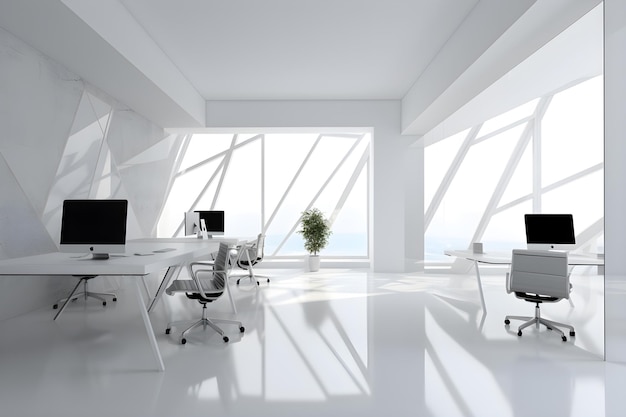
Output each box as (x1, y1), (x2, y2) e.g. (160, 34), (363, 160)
(233, 267), (270, 286)
(53, 291), (117, 308)
(53, 276), (117, 320)
(505, 303), (575, 342)
(235, 272), (270, 286)
(166, 304), (244, 344)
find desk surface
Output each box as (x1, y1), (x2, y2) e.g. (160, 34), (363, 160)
(444, 249), (604, 266)
(0, 239), (228, 276)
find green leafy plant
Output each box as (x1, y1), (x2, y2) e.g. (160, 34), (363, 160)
(297, 208), (332, 256)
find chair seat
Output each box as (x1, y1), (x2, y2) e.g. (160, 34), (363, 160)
(165, 278), (221, 298)
(515, 292), (560, 303)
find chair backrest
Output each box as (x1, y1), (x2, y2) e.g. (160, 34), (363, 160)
(237, 233), (264, 267)
(211, 242), (230, 290)
(508, 249), (570, 299)
(255, 234), (265, 261)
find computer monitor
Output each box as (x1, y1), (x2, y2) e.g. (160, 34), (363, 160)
(184, 211), (199, 236)
(524, 214), (575, 251)
(196, 210), (224, 238)
(183, 210), (225, 238)
(60, 199), (128, 259)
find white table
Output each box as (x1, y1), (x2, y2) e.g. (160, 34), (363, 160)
(0, 238), (229, 371)
(444, 249), (604, 314)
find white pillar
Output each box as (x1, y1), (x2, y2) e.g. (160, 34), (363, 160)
(604, 0), (626, 363)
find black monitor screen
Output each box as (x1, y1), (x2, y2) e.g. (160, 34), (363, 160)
(196, 210), (224, 234)
(524, 214), (575, 244)
(60, 199), (128, 244)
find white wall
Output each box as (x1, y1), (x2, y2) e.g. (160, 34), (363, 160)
(0, 27), (174, 321)
(604, 0), (626, 363)
(205, 100), (421, 272)
(404, 146), (424, 272)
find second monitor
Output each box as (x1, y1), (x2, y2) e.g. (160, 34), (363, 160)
(184, 210), (225, 238)
(524, 213), (575, 251)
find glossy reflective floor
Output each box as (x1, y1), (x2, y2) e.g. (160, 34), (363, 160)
(0, 268), (621, 417)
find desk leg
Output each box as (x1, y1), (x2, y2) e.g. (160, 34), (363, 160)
(474, 260), (487, 314)
(225, 276), (238, 315)
(147, 265), (181, 313)
(134, 279), (165, 372)
(53, 278), (83, 321)
(141, 276), (151, 300)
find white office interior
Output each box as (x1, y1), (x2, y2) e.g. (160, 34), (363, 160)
(1, 1), (626, 416)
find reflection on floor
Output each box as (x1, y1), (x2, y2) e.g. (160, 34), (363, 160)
(0, 268), (620, 417)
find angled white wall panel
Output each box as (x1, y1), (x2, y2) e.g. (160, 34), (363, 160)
(0, 155), (70, 320)
(107, 110), (166, 165)
(0, 25), (178, 320)
(107, 110), (171, 237)
(0, 27), (83, 217)
(0, 157), (58, 259)
(69, 91), (111, 136)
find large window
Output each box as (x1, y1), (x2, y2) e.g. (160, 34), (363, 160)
(158, 132), (370, 259)
(424, 76), (603, 263)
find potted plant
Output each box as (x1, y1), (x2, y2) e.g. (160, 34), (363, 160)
(297, 208), (332, 272)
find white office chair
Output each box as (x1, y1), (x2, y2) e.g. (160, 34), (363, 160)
(504, 249), (575, 342)
(165, 242), (244, 344)
(233, 234), (270, 285)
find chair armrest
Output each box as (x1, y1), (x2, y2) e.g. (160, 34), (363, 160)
(165, 279), (197, 295)
(505, 272), (512, 294)
(189, 261), (215, 269)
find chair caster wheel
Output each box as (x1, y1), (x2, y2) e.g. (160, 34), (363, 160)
(223, 336), (229, 342)
(517, 331), (522, 337)
(504, 319), (510, 325)
(570, 331), (576, 337)
(236, 279), (241, 285)
(112, 297), (117, 302)
(240, 326), (245, 333)
(562, 336), (567, 342)
(165, 328), (171, 335)
(102, 301), (107, 306)
(547, 327), (552, 331)
(53, 304), (58, 309)
(257, 282), (260, 286)
(181, 338), (187, 345)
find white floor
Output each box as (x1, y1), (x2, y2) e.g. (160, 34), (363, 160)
(0, 267), (622, 417)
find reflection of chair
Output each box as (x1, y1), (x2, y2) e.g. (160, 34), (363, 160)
(234, 234), (270, 285)
(52, 275), (117, 320)
(504, 249), (575, 342)
(165, 242), (245, 344)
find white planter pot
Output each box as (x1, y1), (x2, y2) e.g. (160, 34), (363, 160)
(308, 255), (320, 272)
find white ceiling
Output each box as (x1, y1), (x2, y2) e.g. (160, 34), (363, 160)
(0, 0), (602, 132)
(118, 0), (478, 100)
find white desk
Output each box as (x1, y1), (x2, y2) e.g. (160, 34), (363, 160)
(0, 239), (227, 371)
(444, 249), (604, 314)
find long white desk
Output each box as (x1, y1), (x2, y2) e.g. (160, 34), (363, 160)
(444, 249), (604, 314)
(0, 238), (230, 371)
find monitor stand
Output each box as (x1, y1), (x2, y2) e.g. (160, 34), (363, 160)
(527, 244), (554, 251)
(196, 230), (212, 239)
(91, 253), (110, 260)
(526, 244), (572, 252)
